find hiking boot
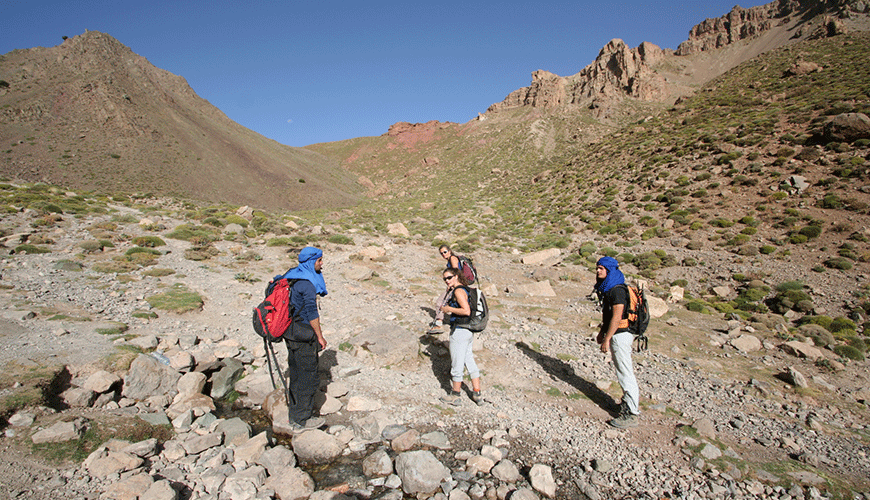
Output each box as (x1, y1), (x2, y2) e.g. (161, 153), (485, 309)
(427, 324), (444, 334)
(608, 413), (639, 429)
(470, 391), (484, 406)
(439, 391), (462, 406)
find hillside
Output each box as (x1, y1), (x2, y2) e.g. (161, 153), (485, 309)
(0, 31), (361, 211)
(305, 1), (870, 318)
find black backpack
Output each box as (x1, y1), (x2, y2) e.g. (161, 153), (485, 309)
(620, 284), (650, 351)
(454, 286), (488, 332)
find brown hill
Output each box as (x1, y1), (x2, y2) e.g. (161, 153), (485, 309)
(0, 31), (360, 211)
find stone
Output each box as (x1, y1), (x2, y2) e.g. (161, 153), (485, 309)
(122, 438), (159, 458)
(785, 366), (809, 388)
(529, 464), (556, 498)
(257, 445), (296, 475)
(82, 370), (121, 393)
(140, 479), (177, 500)
(181, 432), (223, 455)
(699, 443), (722, 460)
(522, 248), (561, 266)
(215, 417), (252, 447)
(395, 450), (451, 495)
(730, 334), (762, 352)
(420, 430), (451, 450)
(176, 371), (207, 397)
(234, 431), (271, 465)
(61, 386), (97, 407)
(265, 466), (315, 500)
(387, 222), (410, 237)
(122, 354), (181, 401)
(210, 358), (244, 399)
(491, 459), (522, 483)
(85, 450), (144, 477)
(102, 473), (154, 500)
(781, 340), (823, 361)
(292, 429), (343, 464)
(693, 417), (716, 439)
(31, 418), (86, 444)
(821, 112), (870, 142)
(466, 455), (495, 475)
(352, 414), (381, 441)
(391, 429), (420, 452)
(646, 294), (668, 318)
(363, 448), (394, 477)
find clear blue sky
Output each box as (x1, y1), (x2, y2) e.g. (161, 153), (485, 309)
(2, 0), (768, 147)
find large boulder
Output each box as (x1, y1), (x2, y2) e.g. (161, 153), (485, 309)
(122, 354), (181, 401)
(820, 113), (870, 142)
(395, 450), (451, 495)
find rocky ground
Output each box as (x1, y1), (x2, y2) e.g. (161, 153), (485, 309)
(0, 203), (869, 500)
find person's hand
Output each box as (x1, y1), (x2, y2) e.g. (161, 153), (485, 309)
(318, 336), (327, 349)
(600, 337), (610, 354)
(440, 305), (450, 313)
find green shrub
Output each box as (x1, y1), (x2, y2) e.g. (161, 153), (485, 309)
(709, 218), (734, 228)
(125, 247), (162, 257)
(13, 244), (51, 254)
(833, 344), (864, 361)
(267, 237), (294, 247)
(328, 234), (354, 245)
(798, 225), (822, 239)
(78, 240), (106, 253)
(798, 315), (833, 330)
(798, 324), (835, 347)
(131, 236), (166, 247)
(166, 224), (217, 243)
(829, 317), (857, 333)
(146, 284), (204, 313)
(824, 257), (853, 270)
(225, 214), (250, 227)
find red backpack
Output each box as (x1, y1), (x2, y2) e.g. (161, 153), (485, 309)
(252, 278), (298, 342)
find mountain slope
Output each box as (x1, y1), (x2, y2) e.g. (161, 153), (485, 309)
(0, 31), (360, 211)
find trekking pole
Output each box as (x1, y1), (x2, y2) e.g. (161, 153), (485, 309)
(265, 339), (293, 407)
(264, 338), (277, 390)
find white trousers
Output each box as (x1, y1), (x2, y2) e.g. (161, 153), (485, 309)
(611, 331), (639, 415)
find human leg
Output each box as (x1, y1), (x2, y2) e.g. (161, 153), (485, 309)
(286, 340), (319, 424)
(610, 331), (639, 414)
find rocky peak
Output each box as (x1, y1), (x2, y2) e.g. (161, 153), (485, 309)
(486, 0), (866, 119)
(487, 39), (667, 115)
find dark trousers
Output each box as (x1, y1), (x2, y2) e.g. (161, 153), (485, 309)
(285, 339), (319, 424)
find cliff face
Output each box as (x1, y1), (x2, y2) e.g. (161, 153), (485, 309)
(486, 0), (867, 118)
(487, 40), (667, 114)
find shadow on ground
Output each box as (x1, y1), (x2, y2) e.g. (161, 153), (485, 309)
(515, 341), (618, 416)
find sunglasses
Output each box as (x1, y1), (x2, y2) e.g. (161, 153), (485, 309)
(440, 251), (449, 255)
(443, 275), (455, 282)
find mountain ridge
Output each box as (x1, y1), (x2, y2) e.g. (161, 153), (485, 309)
(0, 31), (360, 211)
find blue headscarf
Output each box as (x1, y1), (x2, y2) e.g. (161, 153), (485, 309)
(282, 246), (328, 296)
(594, 256), (625, 294)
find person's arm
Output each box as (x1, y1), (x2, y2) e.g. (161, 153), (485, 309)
(440, 288), (471, 316)
(309, 316), (326, 349)
(598, 303), (624, 354)
(448, 255), (460, 269)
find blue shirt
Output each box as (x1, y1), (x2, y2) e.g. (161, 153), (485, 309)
(290, 280), (319, 324)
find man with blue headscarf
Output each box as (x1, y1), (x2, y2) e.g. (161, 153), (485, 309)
(281, 246), (328, 429)
(594, 256), (640, 429)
